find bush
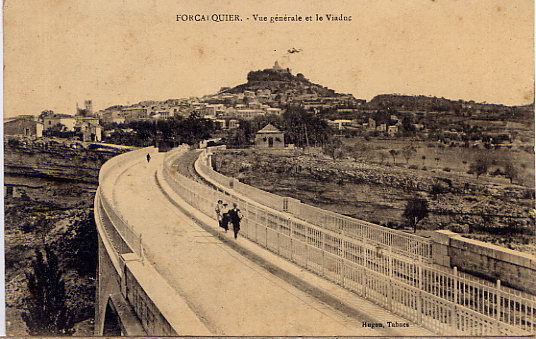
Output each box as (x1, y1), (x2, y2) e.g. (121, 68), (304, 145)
(7, 137), (20, 147)
(490, 168), (505, 176)
(22, 247), (75, 335)
(385, 221), (400, 229)
(449, 223), (470, 233)
(430, 182), (447, 196)
(522, 190), (536, 199)
(442, 167), (451, 172)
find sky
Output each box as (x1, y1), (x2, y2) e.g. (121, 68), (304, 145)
(3, 0), (534, 118)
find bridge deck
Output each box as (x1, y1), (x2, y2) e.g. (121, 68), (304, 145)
(108, 152), (433, 336)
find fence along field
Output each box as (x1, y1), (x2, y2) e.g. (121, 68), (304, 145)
(158, 147), (535, 336)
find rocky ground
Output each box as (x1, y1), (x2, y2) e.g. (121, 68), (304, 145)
(213, 149), (536, 254)
(4, 136), (131, 336)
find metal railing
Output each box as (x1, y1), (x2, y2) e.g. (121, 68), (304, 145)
(161, 147), (534, 336)
(198, 151), (433, 261)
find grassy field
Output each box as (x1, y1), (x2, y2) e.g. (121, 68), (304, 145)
(341, 137), (535, 187)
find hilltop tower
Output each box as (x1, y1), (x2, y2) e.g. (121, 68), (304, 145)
(270, 61), (291, 73)
(76, 100), (94, 117)
(85, 100), (93, 115)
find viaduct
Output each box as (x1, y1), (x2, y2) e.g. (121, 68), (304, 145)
(94, 146), (535, 336)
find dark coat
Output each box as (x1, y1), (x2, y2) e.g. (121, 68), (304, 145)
(228, 208), (242, 229)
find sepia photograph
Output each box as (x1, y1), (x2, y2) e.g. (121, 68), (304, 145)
(2, 0), (535, 336)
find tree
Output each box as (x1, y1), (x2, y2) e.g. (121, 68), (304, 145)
(402, 198), (429, 233)
(504, 162), (519, 184)
(430, 182), (447, 200)
(401, 145), (417, 164)
(377, 151), (388, 164)
(282, 105), (331, 147)
(179, 113), (215, 145)
(43, 123), (71, 138)
(469, 157), (490, 179)
(38, 110), (54, 121)
(228, 119), (253, 148)
(401, 116), (416, 136)
(389, 149), (399, 163)
(22, 246), (75, 335)
(323, 137), (344, 160)
(351, 143), (372, 161)
(249, 114), (284, 133)
(60, 210), (98, 276)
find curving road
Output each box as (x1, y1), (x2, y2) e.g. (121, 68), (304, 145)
(108, 151), (433, 336)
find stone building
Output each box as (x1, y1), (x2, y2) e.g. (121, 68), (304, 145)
(76, 117), (102, 142)
(42, 113), (76, 131)
(255, 124), (285, 149)
(4, 117), (43, 137)
(387, 125), (399, 136)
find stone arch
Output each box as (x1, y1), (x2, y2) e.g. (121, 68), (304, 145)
(103, 298), (122, 336)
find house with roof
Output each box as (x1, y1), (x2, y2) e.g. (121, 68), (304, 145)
(255, 124), (285, 149)
(328, 119), (353, 130)
(75, 117), (102, 142)
(42, 113), (76, 131)
(4, 117), (43, 137)
(387, 125), (399, 136)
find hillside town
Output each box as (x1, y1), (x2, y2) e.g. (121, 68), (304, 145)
(5, 62), (533, 154)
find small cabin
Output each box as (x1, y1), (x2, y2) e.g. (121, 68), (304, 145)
(4, 118), (43, 137)
(255, 124), (285, 149)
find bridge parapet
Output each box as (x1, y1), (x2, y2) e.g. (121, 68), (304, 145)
(95, 146), (212, 336)
(159, 147), (535, 336)
(98, 146), (159, 256)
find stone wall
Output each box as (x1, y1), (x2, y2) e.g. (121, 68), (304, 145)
(431, 230), (536, 294)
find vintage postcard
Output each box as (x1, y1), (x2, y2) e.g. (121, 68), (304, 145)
(3, 0), (535, 336)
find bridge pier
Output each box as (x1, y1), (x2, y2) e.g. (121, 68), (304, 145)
(95, 236), (147, 336)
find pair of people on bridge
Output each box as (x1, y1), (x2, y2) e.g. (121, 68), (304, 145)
(215, 200), (243, 239)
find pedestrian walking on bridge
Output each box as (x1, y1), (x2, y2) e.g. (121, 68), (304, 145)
(215, 200), (224, 230)
(228, 203), (243, 239)
(220, 203), (230, 232)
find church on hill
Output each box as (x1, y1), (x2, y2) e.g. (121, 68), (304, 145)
(266, 61), (291, 74)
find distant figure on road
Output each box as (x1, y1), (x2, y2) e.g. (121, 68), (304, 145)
(215, 200), (224, 229)
(220, 203), (230, 232)
(146, 153), (151, 163)
(228, 203), (243, 239)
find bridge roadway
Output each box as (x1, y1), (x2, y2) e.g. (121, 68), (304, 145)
(107, 151), (433, 336)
